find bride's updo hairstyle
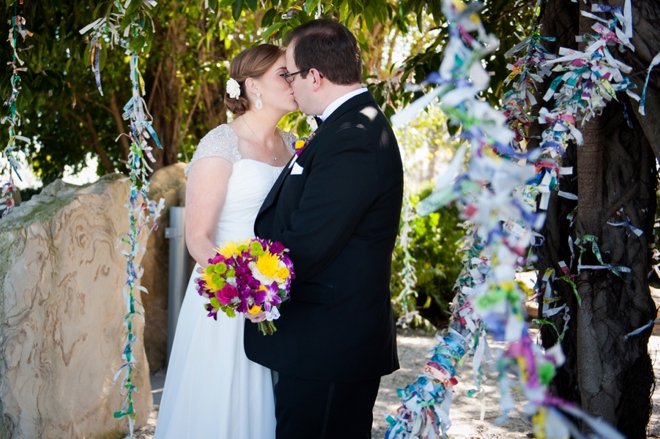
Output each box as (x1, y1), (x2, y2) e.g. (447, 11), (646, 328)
(225, 44), (285, 116)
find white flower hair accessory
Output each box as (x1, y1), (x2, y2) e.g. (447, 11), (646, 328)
(226, 78), (241, 99)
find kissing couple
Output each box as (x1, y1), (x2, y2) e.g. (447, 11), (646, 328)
(155, 19), (403, 439)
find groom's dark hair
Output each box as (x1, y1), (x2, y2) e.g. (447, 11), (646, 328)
(285, 19), (362, 85)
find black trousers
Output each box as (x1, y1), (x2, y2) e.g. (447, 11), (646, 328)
(274, 373), (381, 439)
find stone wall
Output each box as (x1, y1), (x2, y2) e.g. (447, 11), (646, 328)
(0, 175), (151, 438)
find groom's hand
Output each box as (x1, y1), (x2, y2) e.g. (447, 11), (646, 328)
(245, 312), (266, 323)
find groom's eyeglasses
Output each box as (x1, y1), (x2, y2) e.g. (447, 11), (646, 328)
(280, 69), (310, 84)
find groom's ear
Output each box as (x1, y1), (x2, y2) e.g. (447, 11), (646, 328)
(309, 68), (324, 91)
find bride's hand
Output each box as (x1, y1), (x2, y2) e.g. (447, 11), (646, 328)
(245, 311), (266, 323)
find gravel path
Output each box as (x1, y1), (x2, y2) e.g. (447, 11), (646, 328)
(135, 325), (660, 438)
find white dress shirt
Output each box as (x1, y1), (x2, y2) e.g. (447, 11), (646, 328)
(319, 87), (368, 121)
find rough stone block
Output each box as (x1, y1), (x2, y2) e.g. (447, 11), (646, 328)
(0, 174), (151, 438)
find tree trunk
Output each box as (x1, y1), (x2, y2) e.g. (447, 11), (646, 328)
(147, 16), (187, 172)
(143, 14), (228, 175)
(535, 1), (658, 437)
(574, 2), (611, 428)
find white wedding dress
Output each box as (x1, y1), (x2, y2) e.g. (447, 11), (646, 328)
(155, 124), (295, 439)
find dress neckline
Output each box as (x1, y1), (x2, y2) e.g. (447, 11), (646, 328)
(235, 158), (285, 170)
(225, 123), (293, 168)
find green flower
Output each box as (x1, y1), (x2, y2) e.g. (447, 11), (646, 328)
(250, 241), (265, 256)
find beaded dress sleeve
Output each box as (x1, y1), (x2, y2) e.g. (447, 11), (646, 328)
(185, 124), (241, 176)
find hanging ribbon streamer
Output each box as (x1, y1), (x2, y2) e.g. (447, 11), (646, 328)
(2, 4), (31, 217)
(386, 0), (627, 438)
(639, 52), (660, 116)
(536, 1), (640, 159)
(1, 180), (15, 216)
(394, 191), (420, 326)
(81, 1), (162, 436)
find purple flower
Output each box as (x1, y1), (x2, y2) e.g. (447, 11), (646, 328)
(253, 287), (267, 304)
(235, 264), (251, 277)
(235, 297), (249, 314)
(269, 241), (285, 255)
(209, 253), (226, 265)
(263, 282), (281, 307)
(204, 304), (218, 321)
(247, 275), (260, 290)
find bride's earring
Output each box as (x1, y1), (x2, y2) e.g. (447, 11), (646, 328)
(255, 93), (263, 110)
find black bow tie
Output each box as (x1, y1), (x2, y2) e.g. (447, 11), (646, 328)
(313, 116), (323, 127)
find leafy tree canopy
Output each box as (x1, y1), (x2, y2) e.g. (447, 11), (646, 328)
(0, 0), (534, 186)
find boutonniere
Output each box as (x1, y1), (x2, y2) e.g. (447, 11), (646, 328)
(292, 132), (315, 156)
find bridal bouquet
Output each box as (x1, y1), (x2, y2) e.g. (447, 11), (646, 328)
(195, 239), (294, 335)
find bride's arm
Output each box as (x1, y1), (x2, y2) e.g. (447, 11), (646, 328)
(185, 157), (232, 267)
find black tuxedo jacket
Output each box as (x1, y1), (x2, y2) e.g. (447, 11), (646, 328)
(244, 91), (403, 382)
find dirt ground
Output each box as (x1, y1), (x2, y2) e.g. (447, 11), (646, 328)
(135, 322), (660, 438)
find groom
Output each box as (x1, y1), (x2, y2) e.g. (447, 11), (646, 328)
(245, 19), (403, 438)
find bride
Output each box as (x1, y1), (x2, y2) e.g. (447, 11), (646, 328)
(154, 44), (298, 439)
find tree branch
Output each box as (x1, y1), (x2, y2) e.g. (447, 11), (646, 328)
(147, 58), (164, 110)
(490, 0), (536, 23)
(109, 92), (131, 164)
(68, 111), (117, 174)
(176, 84), (202, 163)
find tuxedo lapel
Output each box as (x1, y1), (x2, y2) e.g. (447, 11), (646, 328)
(257, 92), (377, 220)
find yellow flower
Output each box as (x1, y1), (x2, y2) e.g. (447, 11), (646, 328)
(254, 251), (281, 280)
(294, 140), (306, 151)
(248, 305), (262, 314)
(277, 267), (290, 280)
(216, 240), (248, 259)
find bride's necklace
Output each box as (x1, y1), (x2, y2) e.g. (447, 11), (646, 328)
(242, 116), (280, 162)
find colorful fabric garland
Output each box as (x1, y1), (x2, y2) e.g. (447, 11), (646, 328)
(81, 2), (163, 436)
(386, 0), (633, 438)
(2, 5), (31, 216)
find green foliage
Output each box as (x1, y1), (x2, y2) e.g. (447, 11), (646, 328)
(1, 0), (536, 185)
(391, 186), (466, 329)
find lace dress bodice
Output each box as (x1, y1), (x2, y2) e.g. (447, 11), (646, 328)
(186, 124), (296, 245)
